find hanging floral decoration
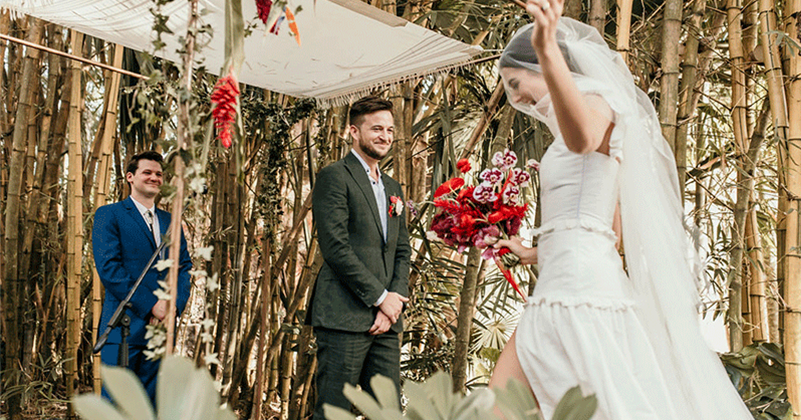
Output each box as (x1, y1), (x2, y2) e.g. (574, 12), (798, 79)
(256, 0), (302, 46)
(210, 69), (241, 149)
(256, 0), (273, 23)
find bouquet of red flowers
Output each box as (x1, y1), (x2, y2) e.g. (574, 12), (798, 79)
(428, 149), (532, 299)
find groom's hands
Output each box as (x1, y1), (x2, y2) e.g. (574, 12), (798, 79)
(369, 311), (392, 335)
(379, 292), (409, 324)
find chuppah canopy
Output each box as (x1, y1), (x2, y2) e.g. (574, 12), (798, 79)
(1, 0), (483, 105)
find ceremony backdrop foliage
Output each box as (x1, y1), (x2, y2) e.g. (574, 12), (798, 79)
(1, 0), (800, 418)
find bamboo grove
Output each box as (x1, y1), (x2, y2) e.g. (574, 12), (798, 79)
(2, 0), (801, 418)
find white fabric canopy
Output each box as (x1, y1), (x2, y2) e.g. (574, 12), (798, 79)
(2, 0), (482, 105)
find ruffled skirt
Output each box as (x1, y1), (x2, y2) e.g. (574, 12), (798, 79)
(515, 224), (681, 419)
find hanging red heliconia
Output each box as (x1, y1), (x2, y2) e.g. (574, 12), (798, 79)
(256, 0), (273, 24)
(210, 69), (240, 149)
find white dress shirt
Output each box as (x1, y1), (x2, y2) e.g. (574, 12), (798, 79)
(130, 196), (161, 246)
(351, 150), (389, 306)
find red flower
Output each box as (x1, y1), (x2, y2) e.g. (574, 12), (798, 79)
(456, 158), (471, 173)
(456, 186), (476, 204)
(211, 70), (240, 149)
(256, 0), (273, 24)
(434, 177), (465, 198)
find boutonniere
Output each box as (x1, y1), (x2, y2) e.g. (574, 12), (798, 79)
(388, 196), (403, 217)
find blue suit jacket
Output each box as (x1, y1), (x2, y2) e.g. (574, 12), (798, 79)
(93, 197), (192, 346)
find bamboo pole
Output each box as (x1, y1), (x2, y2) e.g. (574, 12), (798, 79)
(778, 0), (793, 348)
(66, 30), (85, 418)
(91, 43), (124, 394)
(589, 0), (606, 34)
(166, 0), (198, 354)
(23, 28), (64, 363)
(0, 32), (146, 80)
(616, 0), (634, 62)
(451, 247), (481, 393)
(658, 0), (682, 162)
(782, 0), (801, 414)
(675, 0), (707, 189)
(754, 0), (789, 346)
(726, 0), (747, 352)
(2, 16), (43, 420)
(746, 196), (768, 342)
(252, 239), (272, 420)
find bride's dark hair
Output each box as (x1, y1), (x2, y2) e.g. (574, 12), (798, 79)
(498, 25), (577, 72)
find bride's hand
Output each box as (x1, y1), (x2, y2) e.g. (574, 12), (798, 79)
(494, 236), (538, 265)
(526, 0), (563, 53)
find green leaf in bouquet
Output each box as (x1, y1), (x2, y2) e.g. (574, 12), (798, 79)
(72, 394), (130, 420)
(100, 364), (156, 420)
(550, 386), (597, 420)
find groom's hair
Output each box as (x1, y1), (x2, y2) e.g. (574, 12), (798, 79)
(349, 96), (394, 127)
(126, 151), (164, 176)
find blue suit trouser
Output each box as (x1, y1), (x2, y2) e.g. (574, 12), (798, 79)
(101, 343), (161, 406)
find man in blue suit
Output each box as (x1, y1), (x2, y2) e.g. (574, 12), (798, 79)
(92, 151), (192, 404)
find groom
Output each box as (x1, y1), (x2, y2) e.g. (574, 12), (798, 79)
(309, 96), (411, 419)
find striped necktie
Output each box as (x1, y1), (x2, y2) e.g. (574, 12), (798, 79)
(144, 210), (159, 246)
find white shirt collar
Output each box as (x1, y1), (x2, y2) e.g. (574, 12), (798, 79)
(130, 196), (156, 217)
(351, 149), (381, 180)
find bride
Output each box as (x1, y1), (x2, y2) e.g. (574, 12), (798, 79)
(488, 0), (753, 418)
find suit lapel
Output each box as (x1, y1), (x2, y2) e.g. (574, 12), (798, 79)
(344, 153), (385, 241)
(123, 197), (157, 250)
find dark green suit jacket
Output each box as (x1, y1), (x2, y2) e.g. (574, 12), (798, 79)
(309, 152), (412, 333)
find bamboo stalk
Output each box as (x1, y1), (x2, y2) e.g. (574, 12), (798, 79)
(18, 19), (45, 373)
(252, 239), (272, 420)
(658, 0), (682, 161)
(753, 0), (788, 345)
(616, 0), (634, 62)
(166, 0), (198, 354)
(451, 247), (481, 393)
(675, 0), (706, 189)
(25, 27), (63, 361)
(66, 29), (84, 418)
(91, 43), (124, 394)
(746, 197), (768, 343)
(726, 0), (747, 352)
(782, 0), (801, 414)
(589, 0), (606, 34)
(0, 32), (147, 80)
(3, 16), (43, 420)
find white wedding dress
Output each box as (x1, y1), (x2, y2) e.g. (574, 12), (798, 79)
(514, 124), (751, 419)
(515, 127), (681, 419)
(503, 18), (753, 420)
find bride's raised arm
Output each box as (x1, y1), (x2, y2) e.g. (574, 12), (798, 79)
(526, 0), (613, 155)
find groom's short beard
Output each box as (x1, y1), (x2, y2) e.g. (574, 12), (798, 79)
(362, 146), (387, 161)
(359, 139), (389, 160)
